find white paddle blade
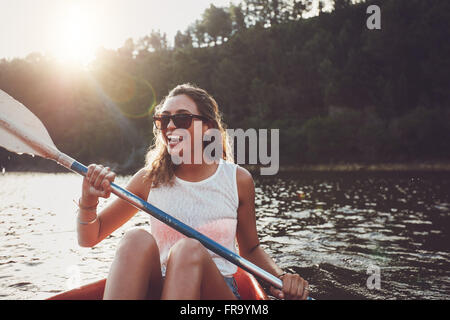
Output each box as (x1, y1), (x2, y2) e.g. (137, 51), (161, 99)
(0, 89), (57, 158)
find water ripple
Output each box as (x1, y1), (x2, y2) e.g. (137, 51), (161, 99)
(0, 171), (449, 299)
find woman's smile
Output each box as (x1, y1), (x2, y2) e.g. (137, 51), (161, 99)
(166, 133), (184, 149)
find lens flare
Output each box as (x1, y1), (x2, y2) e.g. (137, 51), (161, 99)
(95, 68), (157, 119)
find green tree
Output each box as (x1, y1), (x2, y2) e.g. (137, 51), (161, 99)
(189, 20), (207, 47)
(333, 0), (352, 12)
(244, 0), (313, 26)
(1, 0), (450, 170)
(174, 30), (193, 49)
(202, 4), (232, 45)
(230, 3), (247, 33)
(117, 38), (135, 59)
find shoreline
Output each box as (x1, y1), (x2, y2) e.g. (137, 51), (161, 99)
(243, 162), (450, 173)
(3, 161), (450, 174)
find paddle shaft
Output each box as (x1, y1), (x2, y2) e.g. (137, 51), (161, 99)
(56, 153), (284, 290)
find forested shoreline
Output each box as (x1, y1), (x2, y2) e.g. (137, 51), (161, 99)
(1, 0), (449, 174)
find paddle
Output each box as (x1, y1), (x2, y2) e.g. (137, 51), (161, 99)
(0, 89), (284, 291)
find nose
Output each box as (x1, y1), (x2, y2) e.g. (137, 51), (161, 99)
(166, 118), (176, 130)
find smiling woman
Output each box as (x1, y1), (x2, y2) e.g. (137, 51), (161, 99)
(52, 4), (101, 65)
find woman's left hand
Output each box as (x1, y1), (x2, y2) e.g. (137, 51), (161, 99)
(270, 273), (309, 300)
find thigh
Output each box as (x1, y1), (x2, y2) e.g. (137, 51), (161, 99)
(199, 257), (238, 300)
(164, 238), (237, 300)
(106, 228), (163, 300)
(145, 259), (163, 300)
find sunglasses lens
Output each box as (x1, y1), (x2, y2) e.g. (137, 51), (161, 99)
(154, 117), (169, 130)
(154, 114), (203, 129)
(173, 115), (193, 129)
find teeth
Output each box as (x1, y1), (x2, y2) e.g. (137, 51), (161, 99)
(168, 135), (182, 143)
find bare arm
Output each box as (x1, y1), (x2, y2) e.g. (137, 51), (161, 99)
(235, 167), (284, 276)
(77, 165), (151, 247)
(235, 166), (309, 300)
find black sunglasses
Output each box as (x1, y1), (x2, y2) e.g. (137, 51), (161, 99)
(153, 113), (210, 130)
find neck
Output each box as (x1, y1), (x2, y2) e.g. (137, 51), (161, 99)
(174, 158), (220, 181)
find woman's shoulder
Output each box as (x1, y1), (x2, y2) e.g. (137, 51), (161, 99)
(235, 165), (255, 199)
(222, 160), (252, 180)
(219, 159), (253, 190)
(131, 166), (151, 183)
(126, 167), (152, 200)
(235, 165), (252, 181)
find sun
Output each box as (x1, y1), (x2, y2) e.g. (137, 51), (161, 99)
(53, 4), (100, 66)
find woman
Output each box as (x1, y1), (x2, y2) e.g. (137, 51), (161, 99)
(76, 83), (309, 300)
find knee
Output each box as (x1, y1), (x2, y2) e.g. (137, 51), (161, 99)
(168, 238), (207, 265)
(116, 228), (158, 261)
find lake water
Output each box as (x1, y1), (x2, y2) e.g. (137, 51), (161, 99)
(0, 171), (449, 299)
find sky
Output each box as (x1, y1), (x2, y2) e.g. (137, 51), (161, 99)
(0, 0), (238, 64)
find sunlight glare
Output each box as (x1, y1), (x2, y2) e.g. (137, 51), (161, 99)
(53, 4), (100, 66)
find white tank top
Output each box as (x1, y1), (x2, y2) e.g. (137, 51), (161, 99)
(147, 158), (239, 277)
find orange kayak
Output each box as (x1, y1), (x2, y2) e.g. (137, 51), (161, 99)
(47, 267), (268, 300)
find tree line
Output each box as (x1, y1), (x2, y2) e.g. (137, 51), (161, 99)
(0, 0), (449, 173)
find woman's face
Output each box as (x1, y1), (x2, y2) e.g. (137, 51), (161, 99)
(158, 94), (210, 162)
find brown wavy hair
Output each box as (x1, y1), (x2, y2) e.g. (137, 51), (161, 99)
(143, 83), (234, 187)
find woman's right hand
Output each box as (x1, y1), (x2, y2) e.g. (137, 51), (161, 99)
(81, 164), (116, 205)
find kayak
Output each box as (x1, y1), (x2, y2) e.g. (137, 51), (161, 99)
(47, 267), (268, 300)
